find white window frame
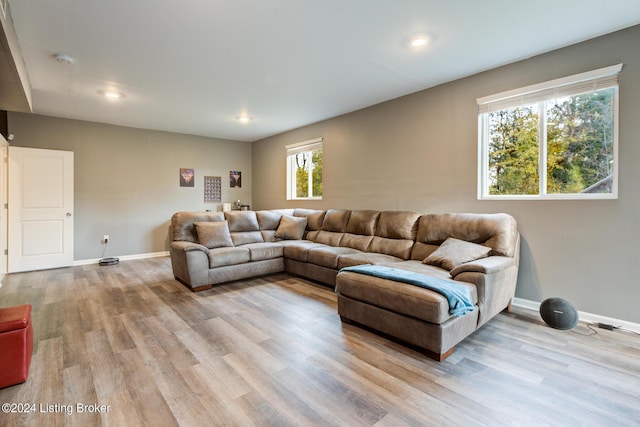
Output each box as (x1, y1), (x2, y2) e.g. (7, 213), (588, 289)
(286, 138), (323, 200)
(477, 64), (622, 200)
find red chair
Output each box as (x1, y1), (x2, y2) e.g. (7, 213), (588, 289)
(0, 304), (33, 388)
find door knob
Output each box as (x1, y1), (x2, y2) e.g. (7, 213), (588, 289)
(66, 212), (72, 217)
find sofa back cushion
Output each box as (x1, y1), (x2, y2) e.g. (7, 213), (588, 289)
(368, 237), (414, 259)
(293, 209), (326, 231)
(415, 213), (518, 257)
(410, 242), (439, 261)
(308, 209), (350, 247)
(345, 210), (380, 235)
(257, 209), (296, 241)
(321, 209), (351, 232)
(171, 211), (225, 243)
(367, 211), (421, 259)
(313, 230), (344, 246)
(231, 231), (264, 246)
(340, 234), (373, 251)
(224, 211), (264, 246)
(225, 211), (259, 231)
(337, 210), (379, 251)
(375, 211), (420, 239)
(256, 209), (295, 230)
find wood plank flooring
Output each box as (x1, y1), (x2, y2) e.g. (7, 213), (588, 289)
(0, 257), (638, 426)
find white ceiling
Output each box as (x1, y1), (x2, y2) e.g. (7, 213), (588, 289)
(8, 0), (640, 142)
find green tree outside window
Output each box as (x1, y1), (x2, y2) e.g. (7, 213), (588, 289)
(487, 89), (614, 196)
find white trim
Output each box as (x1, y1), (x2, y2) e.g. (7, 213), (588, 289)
(73, 251), (169, 266)
(476, 63), (623, 106)
(481, 192), (618, 201)
(477, 73), (620, 200)
(286, 137), (324, 200)
(285, 137), (323, 150)
(477, 115), (486, 200)
(512, 297), (640, 334)
(286, 138), (323, 157)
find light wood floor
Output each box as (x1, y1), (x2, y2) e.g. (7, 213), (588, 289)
(0, 257), (638, 427)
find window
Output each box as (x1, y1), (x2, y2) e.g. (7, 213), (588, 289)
(477, 64), (622, 200)
(286, 138), (323, 200)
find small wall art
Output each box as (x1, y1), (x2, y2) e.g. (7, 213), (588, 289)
(230, 170), (242, 188)
(204, 176), (222, 202)
(180, 168), (195, 187)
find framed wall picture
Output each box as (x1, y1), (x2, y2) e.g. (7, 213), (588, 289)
(230, 170), (241, 188)
(180, 168), (195, 187)
(204, 176), (222, 202)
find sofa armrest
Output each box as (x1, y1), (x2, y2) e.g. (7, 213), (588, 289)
(449, 256), (515, 277)
(170, 241), (209, 253)
(169, 241), (210, 289)
(451, 256), (518, 327)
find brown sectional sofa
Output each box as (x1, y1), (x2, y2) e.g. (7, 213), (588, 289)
(169, 208), (520, 361)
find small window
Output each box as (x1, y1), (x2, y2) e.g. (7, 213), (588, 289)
(286, 138), (323, 200)
(477, 64), (622, 200)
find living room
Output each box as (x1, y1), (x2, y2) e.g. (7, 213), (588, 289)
(1, 1), (639, 426)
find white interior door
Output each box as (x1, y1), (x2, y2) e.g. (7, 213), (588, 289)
(8, 147), (74, 273)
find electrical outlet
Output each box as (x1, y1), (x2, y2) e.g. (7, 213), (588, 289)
(103, 234), (110, 243)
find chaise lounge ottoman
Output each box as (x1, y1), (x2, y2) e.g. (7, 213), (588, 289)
(337, 262), (480, 361)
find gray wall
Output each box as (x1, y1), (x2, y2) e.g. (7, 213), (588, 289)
(8, 113), (252, 260)
(252, 25), (640, 323)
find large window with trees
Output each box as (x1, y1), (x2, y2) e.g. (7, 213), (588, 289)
(286, 138), (323, 200)
(477, 64), (622, 200)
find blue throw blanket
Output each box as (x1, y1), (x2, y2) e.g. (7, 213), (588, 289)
(340, 264), (475, 316)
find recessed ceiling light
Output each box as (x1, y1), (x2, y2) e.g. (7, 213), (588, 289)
(98, 90), (125, 100)
(406, 33), (432, 48)
(236, 115), (251, 123)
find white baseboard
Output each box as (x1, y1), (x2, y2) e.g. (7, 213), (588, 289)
(74, 251), (169, 266)
(512, 297), (640, 334)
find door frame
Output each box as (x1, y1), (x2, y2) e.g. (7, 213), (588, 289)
(0, 136), (7, 282)
(8, 146), (74, 273)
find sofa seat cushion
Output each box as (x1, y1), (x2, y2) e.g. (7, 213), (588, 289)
(307, 246), (362, 269)
(243, 242), (284, 261)
(337, 252), (404, 269)
(276, 239), (314, 247)
(336, 261), (477, 324)
(208, 247), (250, 268)
(283, 242), (327, 262)
(380, 260), (457, 281)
